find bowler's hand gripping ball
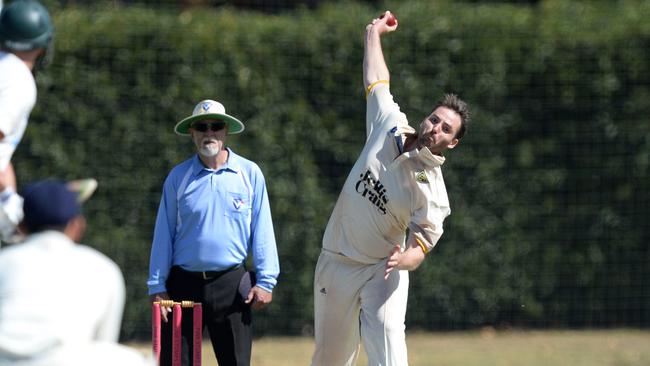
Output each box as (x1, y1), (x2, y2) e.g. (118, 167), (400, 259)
(380, 12), (397, 27)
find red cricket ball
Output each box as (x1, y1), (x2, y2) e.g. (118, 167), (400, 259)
(380, 12), (397, 26)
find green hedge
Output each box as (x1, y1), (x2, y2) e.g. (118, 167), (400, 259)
(13, 0), (650, 339)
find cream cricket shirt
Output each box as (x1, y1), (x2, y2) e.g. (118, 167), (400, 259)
(0, 231), (125, 359)
(322, 83), (451, 264)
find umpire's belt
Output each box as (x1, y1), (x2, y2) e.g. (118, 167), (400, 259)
(172, 264), (242, 280)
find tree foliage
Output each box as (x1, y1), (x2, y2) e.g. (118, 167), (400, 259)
(13, 0), (650, 339)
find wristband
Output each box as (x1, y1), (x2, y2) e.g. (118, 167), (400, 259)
(365, 79), (389, 98)
(414, 236), (429, 254)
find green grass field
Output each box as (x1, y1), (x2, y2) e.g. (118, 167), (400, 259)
(131, 329), (650, 366)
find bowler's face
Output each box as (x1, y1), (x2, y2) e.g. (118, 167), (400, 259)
(418, 107), (461, 155)
(190, 120), (228, 157)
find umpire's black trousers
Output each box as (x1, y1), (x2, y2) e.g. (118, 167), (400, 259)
(161, 265), (252, 366)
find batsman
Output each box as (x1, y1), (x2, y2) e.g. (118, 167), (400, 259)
(0, 0), (54, 244)
(311, 11), (470, 365)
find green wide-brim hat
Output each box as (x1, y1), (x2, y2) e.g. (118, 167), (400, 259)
(174, 99), (245, 135)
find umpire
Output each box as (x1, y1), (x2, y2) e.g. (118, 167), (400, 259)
(147, 99), (280, 366)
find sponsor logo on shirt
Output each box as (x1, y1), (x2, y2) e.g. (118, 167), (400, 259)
(415, 170), (429, 184)
(355, 169), (388, 215)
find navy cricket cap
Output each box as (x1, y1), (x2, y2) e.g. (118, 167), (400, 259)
(22, 180), (81, 232)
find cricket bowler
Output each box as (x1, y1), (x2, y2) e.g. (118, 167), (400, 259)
(311, 11), (470, 366)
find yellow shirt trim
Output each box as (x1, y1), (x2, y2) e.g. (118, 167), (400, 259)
(415, 237), (429, 254)
(365, 80), (389, 99)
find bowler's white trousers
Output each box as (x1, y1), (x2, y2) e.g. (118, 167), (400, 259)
(311, 249), (409, 366)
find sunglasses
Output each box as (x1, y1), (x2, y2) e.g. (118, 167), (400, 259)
(191, 122), (226, 132)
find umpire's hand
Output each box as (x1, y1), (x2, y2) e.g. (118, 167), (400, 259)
(150, 292), (172, 322)
(245, 286), (273, 310)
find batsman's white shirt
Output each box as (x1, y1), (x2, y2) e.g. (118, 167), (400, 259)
(0, 51), (35, 171)
(0, 51), (35, 242)
(0, 231), (152, 365)
(322, 83), (450, 261)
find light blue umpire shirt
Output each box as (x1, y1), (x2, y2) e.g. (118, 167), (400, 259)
(147, 148), (279, 294)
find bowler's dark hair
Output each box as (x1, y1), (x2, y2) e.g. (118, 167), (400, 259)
(435, 94), (470, 139)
